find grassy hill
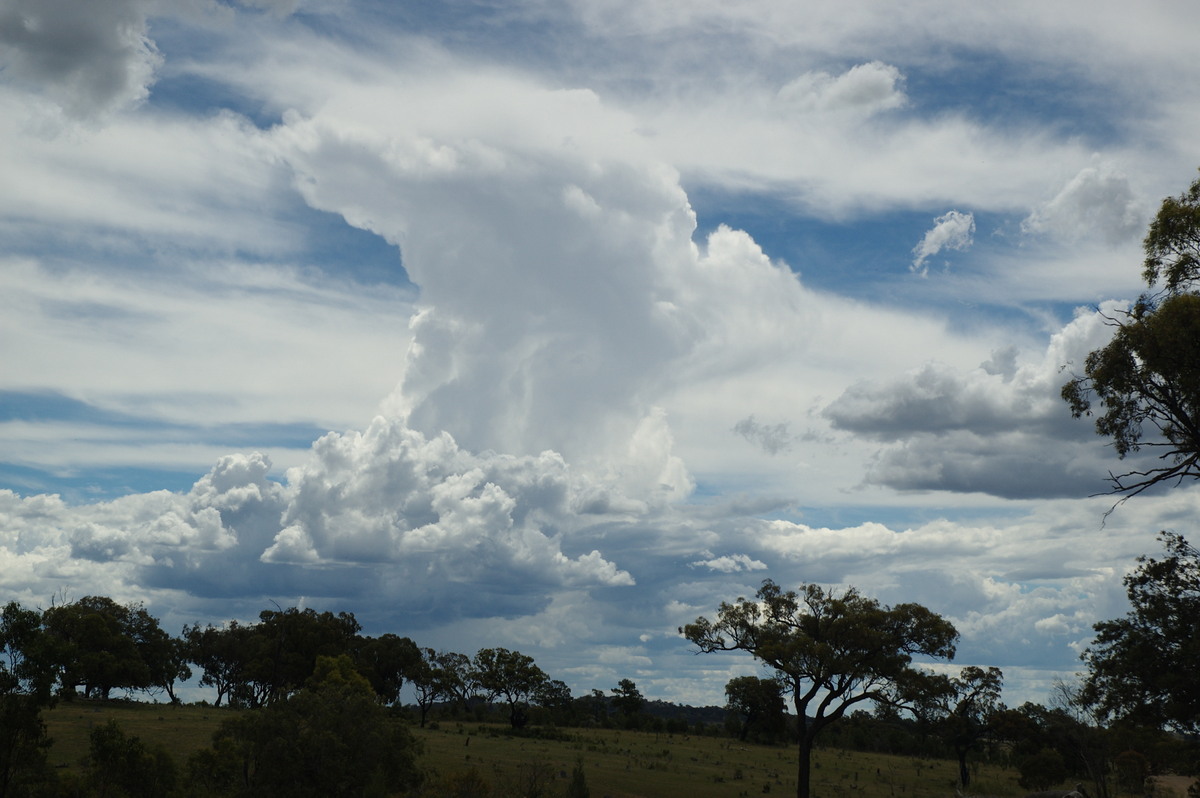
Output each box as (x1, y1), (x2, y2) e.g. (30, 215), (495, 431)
(40, 700), (1034, 797)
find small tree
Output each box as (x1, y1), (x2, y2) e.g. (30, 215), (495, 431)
(566, 758), (590, 798)
(193, 654), (422, 797)
(682, 579), (957, 798)
(918, 666), (1003, 790)
(1019, 748), (1069, 792)
(84, 719), (177, 798)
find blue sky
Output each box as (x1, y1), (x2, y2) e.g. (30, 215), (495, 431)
(2, 0), (1199, 709)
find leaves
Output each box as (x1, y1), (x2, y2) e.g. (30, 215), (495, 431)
(1063, 170), (1200, 499)
(1082, 532), (1200, 735)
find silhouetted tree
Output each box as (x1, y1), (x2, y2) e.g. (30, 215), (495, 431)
(1082, 531), (1200, 735)
(353, 633), (421, 706)
(42, 596), (168, 699)
(610, 678), (645, 728)
(473, 647), (547, 728)
(1063, 170), (1200, 500)
(917, 665), (1003, 789)
(725, 675), (787, 744)
(682, 579), (957, 798)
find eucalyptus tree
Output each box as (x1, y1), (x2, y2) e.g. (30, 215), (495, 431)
(473, 647), (548, 728)
(1063, 170), (1200, 500)
(682, 579), (958, 798)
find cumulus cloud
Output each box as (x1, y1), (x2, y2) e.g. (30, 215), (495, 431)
(0, 0), (161, 118)
(911, 210), (975, 275)
(777, 61), (906, 115)
(274, 417), (634, 594)
(823, 303), (1129, 498)
(1022, 163), (1144, 245)
(690, 552), (767, 573)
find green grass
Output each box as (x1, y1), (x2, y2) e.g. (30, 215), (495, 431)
(412, 722), (1026, 798)
(42, 700), (238, 772)
(42, 703), (1030, 797)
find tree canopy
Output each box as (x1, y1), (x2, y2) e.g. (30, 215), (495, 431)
(1081, 531), (1200, 735)
(1063, 171), (1200, 499)
(917, 665), (1003, 790)
(681, 579), (958, 798)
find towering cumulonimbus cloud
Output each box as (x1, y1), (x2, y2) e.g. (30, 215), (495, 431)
(268, 81), (707, 481)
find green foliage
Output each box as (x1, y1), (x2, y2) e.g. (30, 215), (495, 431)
(565, 757), (590, 798)
(917, 666), (1003, 789)
(352, 632), (421, 705)
(472, 648), (547, 729)
(40, 597), (181, 701)
(1082, 531), (1200, 735)
(182, 622), (254, 708)
(189, 656), (422, 797)
(83, 719), (178, 798)
(724, 675), (787, 744)
(412, 649), (472, 728)
(1063, 170), (1200, 499)
(681, 579), (958, 798)
(1018, 748), (1068, 791)
(0, 693), (54, 798)
(610, 678), (644, 728)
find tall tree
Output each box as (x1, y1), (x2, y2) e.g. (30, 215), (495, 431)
(610, 678), (645, 727)
(682, 579), (957, 798)
(244, 607), (362, 704)
(41, 596), (170, 700)
(184, 622), (255, 708)
(0, 602), (55, 798)
(473, 647), (547, 729)
(410, 648), (470, 727)
(1063, 171), (1200, 499)
(353, 633), (421, 706)
(1081, 531), (1200, 735)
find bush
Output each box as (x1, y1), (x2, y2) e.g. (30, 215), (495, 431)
(84, 719), (177, 798)
(1018, 748), (1068, 791)
(187, 655), (422, 798)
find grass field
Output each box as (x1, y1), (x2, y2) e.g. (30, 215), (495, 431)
(38, 701), (1040, 797)
(413, 721), (1028, 798)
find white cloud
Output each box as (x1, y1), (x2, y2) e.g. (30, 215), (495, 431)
(1023, 162), (1145, 245)
(911, 210), (975, 276)
(777, 61), (906, 115)
(690, 553), (768, 573)
(275, 417), (635, 591)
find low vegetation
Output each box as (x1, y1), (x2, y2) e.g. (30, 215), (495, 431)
(40, 701), (1035, 798)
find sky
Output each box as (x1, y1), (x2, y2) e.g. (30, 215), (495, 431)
(2, 0), (1199, 710)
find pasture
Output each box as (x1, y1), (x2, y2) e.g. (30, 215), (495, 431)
(38, 701), (1049, 797)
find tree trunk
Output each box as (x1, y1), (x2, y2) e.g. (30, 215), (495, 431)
(796, 733), (814, 798)
(957, 748), (970, 789)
